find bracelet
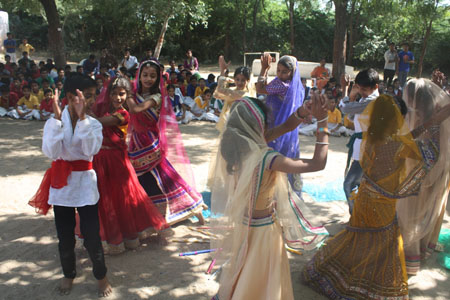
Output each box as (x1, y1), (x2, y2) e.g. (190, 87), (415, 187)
(317, 116), (328, 123)
(315, 142), (329, 145)
(257, 75), (266, 82)
(294, 109), (304, 120)
(317, 127), (329, 135)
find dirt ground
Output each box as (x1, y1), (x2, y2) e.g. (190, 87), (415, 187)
(0, 118), (448, 300)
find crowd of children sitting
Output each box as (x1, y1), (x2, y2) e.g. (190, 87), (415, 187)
(0, 47), (225, 125)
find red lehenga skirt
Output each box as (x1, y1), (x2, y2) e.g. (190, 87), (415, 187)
(76, 141), (167, 254)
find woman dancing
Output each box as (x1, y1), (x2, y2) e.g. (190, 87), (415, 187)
(127, 60), (206, 225)
(210, 93), (329, 300)
(303, 94), (450, 299)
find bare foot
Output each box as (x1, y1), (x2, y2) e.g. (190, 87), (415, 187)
(196, 212), (205, 225)
(157, 233), (169, 246)
(57, 277), (73, 295)
(98, 277), (112, 297)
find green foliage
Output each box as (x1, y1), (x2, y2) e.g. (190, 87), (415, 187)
(1, 0), (449, 74)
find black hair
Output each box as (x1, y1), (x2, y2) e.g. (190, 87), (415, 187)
(170, 71), (177, 75)
(138, 61), (161, 95)
(355, 68), (379, 88)
(207, 74), (215, 81)
(203, 89), (212, 95)
(119, 66), (128, 74)
(394, 96), (407, 116)
(234, 66), (251, 81)
(76, 65), (83, 71)
(40, 68), (48, 73)
(125, 47), (131, 52)
(178, 64), (183, 68)
(89, 54), (96, 60)
(43, 88), (53, 95)
(198, 78), (206, 83)
(30, 80), (38, 86)
(167, 84), (175, 91)
(108, 76), (132, 96)
(22, 51), (28, 55)
(57, 68), (64, 72)
(64, 65), (72, 71)
(22, 85), (31, 91)
(5, 54), (10, 59)
(0, 85), (10, 93)
(42, 78), (49, 84)
(64, 72), (96, 95)
(190, 76), (197, 82)
(329, 77), (337, 83)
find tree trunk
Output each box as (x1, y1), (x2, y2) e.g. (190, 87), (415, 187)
(346, 0), (356, 65)
(39, 0), (66, 68)
(224, 19), (231, 58)
(332, 0), (348, 80)
(251, 0), (261, 49)
(287, 0), (295, 55)
(154, 13), (171, 59)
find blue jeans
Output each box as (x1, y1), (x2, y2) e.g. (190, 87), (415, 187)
(343, 160), (363, 213)
(398, 71), (409, 88)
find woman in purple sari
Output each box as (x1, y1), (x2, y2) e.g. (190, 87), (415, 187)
(256, 54), (305, 193)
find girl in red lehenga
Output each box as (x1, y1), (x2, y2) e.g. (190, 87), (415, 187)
(127, 60), (206, 225)
(81, 76), (168, 254)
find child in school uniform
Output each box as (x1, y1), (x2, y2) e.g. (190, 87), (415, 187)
(194, 78), (209, 98)
(29, 73), (112, 297)
(39, 89), (54, 121)
(7, 85), (40, 120)
(0, 85), (19, 117)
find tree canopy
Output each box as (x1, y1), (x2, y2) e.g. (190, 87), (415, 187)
(1, 0), (449, 74)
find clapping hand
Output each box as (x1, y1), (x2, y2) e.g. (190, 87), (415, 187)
(74, 89), (87, 120)
(52, 88), (62, 120)
(310, 91), (328, 122)
(260, 53), (272, 72)
(219, 55), (231, 76)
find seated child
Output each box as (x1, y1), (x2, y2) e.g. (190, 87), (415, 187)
(39, 89), (54, 120)
(327, 97), (352, 136)
(212, 97), (223, 117)
(7, 85), (40, 120)
(194, 78), (209, 98)
(95, 77), (104, 95)
(30, 63), (40, 79)
(393, 78), (402, 97)
(10, 77), (24, 98)
(0, 85), (19, 117)
(31, 80), (44, 103)
(386, 84), (395, 97)
(186, 76), (197, 98)
(167, 71), (178, 86)
(206, 73), (217, 89)
(55, 79), (65, 101)
(182, 89), (219, 123)
(176, 79), (186, 97)
(167, 84), (184, 121)
(41, 79), (53, 93)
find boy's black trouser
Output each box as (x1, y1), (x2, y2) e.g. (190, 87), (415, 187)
(54, 204), (107, 280)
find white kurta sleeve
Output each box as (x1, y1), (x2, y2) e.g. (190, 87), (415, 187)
(73, 117), (103, 157)
(42, 118), (64, 160)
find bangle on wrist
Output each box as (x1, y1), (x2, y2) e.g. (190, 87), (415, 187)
(315, 142), (329, 145)
(317, 116), (328, 123)
(317, 127), (329, 135)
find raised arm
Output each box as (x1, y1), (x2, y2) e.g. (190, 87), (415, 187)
(271, 92), (329, 174)
(255, 53), (271, 95)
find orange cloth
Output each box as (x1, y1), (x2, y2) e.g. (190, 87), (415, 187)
(311, 66), (330, 90)
(328, 108), (342, 124)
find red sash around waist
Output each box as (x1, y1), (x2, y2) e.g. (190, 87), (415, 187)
(29, 160), (93, 215)
(50, 160), (93, 189)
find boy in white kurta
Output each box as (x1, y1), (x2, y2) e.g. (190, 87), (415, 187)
(30, 73), (111, 297)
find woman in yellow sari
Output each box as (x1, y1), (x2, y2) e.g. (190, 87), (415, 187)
(303, 94), (450, 299)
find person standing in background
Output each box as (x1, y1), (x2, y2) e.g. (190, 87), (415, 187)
(383, 42), (398, 86)
(397, 43), (414, 87)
